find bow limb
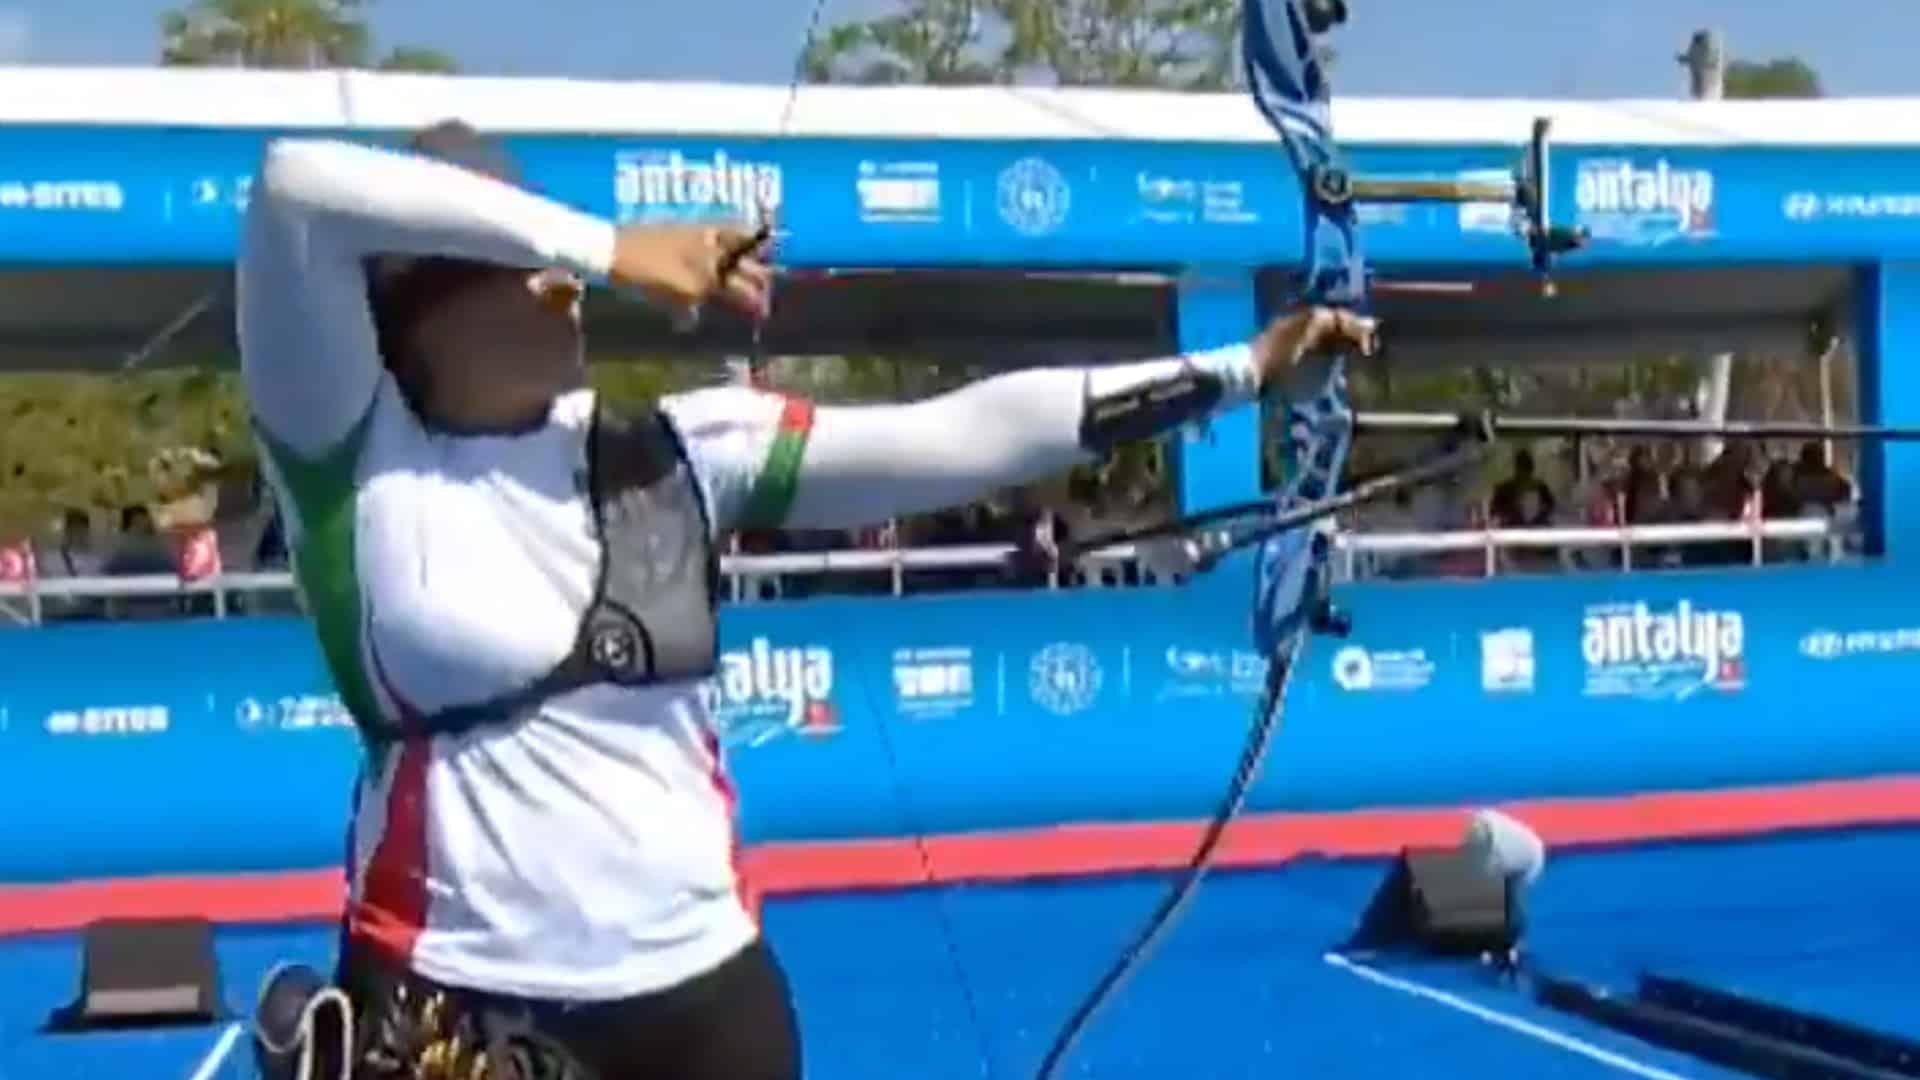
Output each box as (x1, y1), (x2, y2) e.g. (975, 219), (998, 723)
(1031, 6), (1357, 1078)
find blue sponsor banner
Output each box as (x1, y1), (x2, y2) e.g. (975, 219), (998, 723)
(15, 123), (1920, 268)
(0, 127), (1304, 268)
(5, 563), (1920, 885)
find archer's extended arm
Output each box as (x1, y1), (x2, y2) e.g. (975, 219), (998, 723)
(661, 345), (1260, 532)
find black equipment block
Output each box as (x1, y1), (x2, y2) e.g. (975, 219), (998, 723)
(1344, 845), (1520, 956)
(46, 918), (222, 1032)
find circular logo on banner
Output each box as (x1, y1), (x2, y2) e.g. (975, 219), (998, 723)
(997, 157), (1071, 237)
(1030, 642), (1102, 715)
(1331, 646), (1374, 691)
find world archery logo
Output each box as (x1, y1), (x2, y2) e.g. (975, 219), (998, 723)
(1029, 642), (1102, 716)
(997, 157), (1071, 237)
(1573, 157), (1715, 246)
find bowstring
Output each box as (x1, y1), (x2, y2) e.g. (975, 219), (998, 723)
(1037, 4), (1359, 1074)
(762, 1), (999, 1073)
(1033, 633), (1307, 1079)
(738, 0), (837, 381)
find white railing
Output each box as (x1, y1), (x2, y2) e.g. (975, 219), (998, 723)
(0, 517), (1852, 625)
(1331, 515), (1850, 581)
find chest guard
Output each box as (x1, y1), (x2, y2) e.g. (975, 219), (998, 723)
(374, 400), (721, 742)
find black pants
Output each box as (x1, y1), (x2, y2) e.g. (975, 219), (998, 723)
(338, 936), (802, 1080)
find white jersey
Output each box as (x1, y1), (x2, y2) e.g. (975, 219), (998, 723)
(330, 378), (797, 999)
(237, 136), (1258, 1002)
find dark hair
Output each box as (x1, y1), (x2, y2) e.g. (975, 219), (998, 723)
(367, 121), (529, 402)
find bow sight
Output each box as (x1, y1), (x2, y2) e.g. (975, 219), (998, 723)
(1280, 1), (1590, 292)
(1343, 117), (1589, 290)
(1290, 0), (1589, 290)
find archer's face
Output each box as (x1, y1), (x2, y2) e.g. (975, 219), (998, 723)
(399, 266), (588, 414)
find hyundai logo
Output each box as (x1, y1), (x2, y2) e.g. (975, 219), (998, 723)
(1800, 630), (1843, 660)
(1783, 192), (1822, 221)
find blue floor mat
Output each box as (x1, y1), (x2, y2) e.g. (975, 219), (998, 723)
(5, 826), (1915, 1078)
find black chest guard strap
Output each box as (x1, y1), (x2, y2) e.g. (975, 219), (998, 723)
(372, 401), (720, 743)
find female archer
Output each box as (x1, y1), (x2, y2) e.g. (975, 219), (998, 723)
(239, 120), (1373, 1079)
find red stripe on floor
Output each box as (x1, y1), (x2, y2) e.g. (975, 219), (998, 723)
(4, 774), (1918, 935)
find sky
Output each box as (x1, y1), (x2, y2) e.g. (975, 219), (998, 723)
(0, 0), (1917, 98)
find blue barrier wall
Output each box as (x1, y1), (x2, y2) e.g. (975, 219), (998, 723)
(20, 125), (1920, 266)
(5, 564), (1919, 884)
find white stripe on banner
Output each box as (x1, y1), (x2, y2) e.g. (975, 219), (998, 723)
(186, 1022), (245, 1080)
(1321, 953), (1696, 1080)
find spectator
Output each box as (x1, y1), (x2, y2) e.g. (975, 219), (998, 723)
(1667, 468), (1705, 520)
(1666, 467), (1723, 567)
(1363, 487), (1420, 579)
(1559, 472), (1622, 572)
(1488, 449), (1557, 529)
(103, 506), (181, 619)
(1498, 483), (1560, 575)
(1414, 476), (1483, 578)
(1793, 442), (1853, 514)
(1626, 471), (1668, 525)
(255, 509), (289, 570)
(41, 509), (106, 621)
(104, 507), (173, 576)
(1760, 459), (1801, 519)
(1699, 446), (1757, 566)
(1702, 444), (1758, 521)
(0, 536), (34, 585)
(47, 509), (103, 578)
(1625, 470), (1677, 568)
(1621, 446), (1658, 525)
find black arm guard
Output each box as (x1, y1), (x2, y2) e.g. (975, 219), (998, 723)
(1077, 368), (1228, 454)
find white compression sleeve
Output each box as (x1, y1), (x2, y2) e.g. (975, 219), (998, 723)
(238, 138), (617, 458)
(785, 344), (1259, 529)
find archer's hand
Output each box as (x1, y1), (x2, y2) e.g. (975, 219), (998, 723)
(1250, 306), (1378, 388)
(609, 222), (774, 325)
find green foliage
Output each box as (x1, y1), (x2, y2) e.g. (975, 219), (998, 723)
(803, 0), (1007, 85)
(999, 0), (1242, 88)
(805, 0), (1242, 90)
(377, 45), (459, 73)
(0, 369), (253, 539)
(1724, 57), (1822, 99)
(158, 0), (454, 72)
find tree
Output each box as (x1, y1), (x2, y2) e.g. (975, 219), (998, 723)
(160, 0), (370, 67)
(804, 0), (1243, 90)
(999, 0), (1241, 89)
(1724, 57), (1822, 99)
(158, 0), (455, 72)
(377, 45), (459, 73)
(802, 0), (1006, 85)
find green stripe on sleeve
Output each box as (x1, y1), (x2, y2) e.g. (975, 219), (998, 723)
(739, 396), (815, 527)
(254, 411), (383, 734)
